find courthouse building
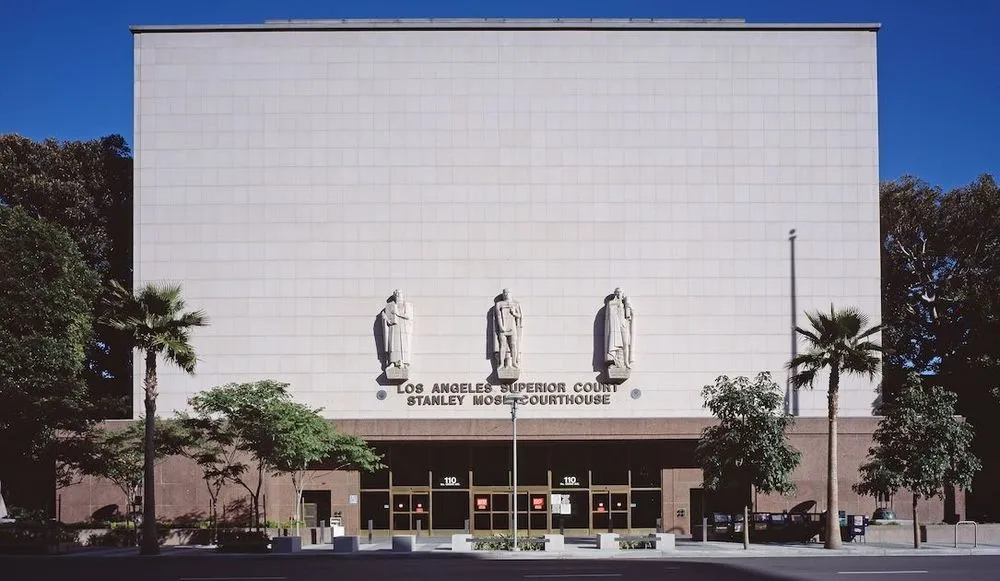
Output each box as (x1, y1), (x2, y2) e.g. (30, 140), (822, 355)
(64, 18), (946, 535)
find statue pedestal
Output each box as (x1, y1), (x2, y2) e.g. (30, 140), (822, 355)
(496, 366), (520, 382)
(606, 365), (630, 383)
(385, 365), (409, 383)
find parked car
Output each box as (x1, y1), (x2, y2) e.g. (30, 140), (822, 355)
(872, 508), (896, 520)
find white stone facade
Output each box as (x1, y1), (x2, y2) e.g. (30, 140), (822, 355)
(132, 20), (881, 420)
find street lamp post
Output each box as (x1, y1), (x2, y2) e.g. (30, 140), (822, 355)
(504, 394), (526, 551)
(789, 228), (799, 416)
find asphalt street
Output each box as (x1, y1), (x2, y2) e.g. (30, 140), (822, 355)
(2, 555), (999, 581)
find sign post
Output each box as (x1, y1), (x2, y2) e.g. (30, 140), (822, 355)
(504, 394), (527, 551)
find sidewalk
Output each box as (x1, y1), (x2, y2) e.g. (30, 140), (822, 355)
(52, 537), (1000, 559)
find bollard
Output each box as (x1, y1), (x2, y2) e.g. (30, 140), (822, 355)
(559, 515), (565, 536)
(320, 520), (327, 544)
(655, 517), (662, 533)
(702, 517), (708, 542)
(368, 519), (373, 544)
(416, 519), (422, 538)
(464, 519), (470, 533)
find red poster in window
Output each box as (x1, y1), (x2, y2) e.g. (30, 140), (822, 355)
(532, 497), (545, 511)
(415, 504), (425, 514)
(597, 502), (606, 513)
(476, 497), (489, 511)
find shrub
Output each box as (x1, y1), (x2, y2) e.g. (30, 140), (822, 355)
(87, 527), (136, 547)
(472, 533), (544, 551)
(618, 537), (655, 549)
(217, 529), (270, 553)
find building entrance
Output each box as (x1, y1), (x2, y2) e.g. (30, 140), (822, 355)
(591, 489), (630, 531)
(359, 441), (679, 535)
(471, 489), (550, 534)
(390, 489), (430, 532)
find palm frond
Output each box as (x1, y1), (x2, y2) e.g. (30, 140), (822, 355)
(105, 281), (208, 375)
(794, 326), (820, 343)
(857, 324), (882, 341)
(790, 367), (819, 390)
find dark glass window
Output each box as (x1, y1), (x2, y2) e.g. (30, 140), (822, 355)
(591, 443), (629, 485)
(431, 444), (469, 488)
(361, 446), (390, 488)
(432, 491), (468, 529)
(516, 444), (548, 486)
(630, 443), (661, 488)
(391, 445), (429, 486)
(360, 491), (389, 529)
(551, 443), (589, 488)
(472, 445), (509, 486)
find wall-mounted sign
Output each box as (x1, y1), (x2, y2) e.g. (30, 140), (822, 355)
(348, 494), (358, 505)
(438, 475), (462, 487)
(532, 496), (545, 511)
(475, 496), (489, 511)
(397, 382), (621, 407)
(559, 475), (580, 487)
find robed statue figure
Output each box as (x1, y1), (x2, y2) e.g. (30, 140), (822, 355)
(493, 288), (523, 369)
(605, 287), (635, 370)
(381, 289), (413, 368)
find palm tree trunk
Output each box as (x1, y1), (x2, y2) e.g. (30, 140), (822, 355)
(141, 351), (159, 555)
(825, 363), (842, 549)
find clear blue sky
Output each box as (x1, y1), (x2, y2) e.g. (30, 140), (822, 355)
(1, 0), (996, 189)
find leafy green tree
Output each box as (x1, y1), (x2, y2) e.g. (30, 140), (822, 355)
(788, 306), (881, 549)
(188, 381), (293, 530)
(0, 206), (99, 510)
(696, 372), (800, 549)
(77, 428), (143, 525)
(881, 174), (1000, 518)
(0, 134), (133, 415)
(74, 420), (184, 540)
(188, 381), (383, 532)
(267, 402), (383, 535)
(105, 282), (207, 555)
(172, 413), (246, 544)
(854, 376), (981, 548)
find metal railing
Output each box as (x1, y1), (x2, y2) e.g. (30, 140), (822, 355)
(954, 520), (978, 548)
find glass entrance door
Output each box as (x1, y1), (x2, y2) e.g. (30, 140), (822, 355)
(391, 489), (430, 533)
(472, 490), (551, 534)
(591, 489), (630, 532)
(471, 490), (508, 534)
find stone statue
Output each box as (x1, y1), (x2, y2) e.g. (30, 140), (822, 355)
(605, 288), (634, 376)
(493, 288), (523, 372)
(380, 289), (413, 379)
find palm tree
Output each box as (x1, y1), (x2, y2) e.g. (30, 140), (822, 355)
(787, 305), (880, 549)
(107, 281), (208, 555)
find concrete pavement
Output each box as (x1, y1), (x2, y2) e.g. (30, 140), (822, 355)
(53, 536), (1000, 559)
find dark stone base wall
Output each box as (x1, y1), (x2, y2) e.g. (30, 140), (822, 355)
(58, 417), (958, 533)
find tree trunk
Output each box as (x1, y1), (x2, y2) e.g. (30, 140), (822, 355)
(743, 504), (750, 550)
(825, 363), (842, 549)
(141, 352), (159, 555)
(253, 464), (264, 531)
(912, 495), (920, 549)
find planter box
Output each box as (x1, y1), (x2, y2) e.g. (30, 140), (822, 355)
(271, 536), (301, 553)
